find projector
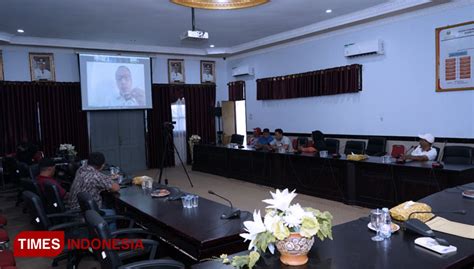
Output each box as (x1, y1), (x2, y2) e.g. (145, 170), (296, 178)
(180, 30), (209, 41)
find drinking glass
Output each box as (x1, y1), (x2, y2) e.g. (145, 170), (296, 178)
(181, 195), (192, 208)
(370, 209), (384, 242)
(320, 151), (329, 158)
(191, 195), (199, 207)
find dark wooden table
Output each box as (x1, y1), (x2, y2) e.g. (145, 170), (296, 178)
(112, 186), (251, 263)
(193, 144), (474, 208)
(192, 183), (474, 269)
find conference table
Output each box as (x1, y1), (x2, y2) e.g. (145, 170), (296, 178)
(111, 186), (251, 264)
(192, 182), (474, 269)
(192, 144), (474, 208)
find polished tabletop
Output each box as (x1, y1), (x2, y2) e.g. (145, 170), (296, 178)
(115, 186), (251, 258)
(192, 183), (474, 269)
(201, 144), (474, 172)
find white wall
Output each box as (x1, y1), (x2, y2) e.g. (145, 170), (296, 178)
(226, 2), (474, 138)
(0, 45), (227, 102)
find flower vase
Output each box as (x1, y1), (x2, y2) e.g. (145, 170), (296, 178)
(188, 141), (195, 163)
(276, 233), (314, 266)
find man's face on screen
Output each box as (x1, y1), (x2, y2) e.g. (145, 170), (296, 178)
(115, 67), (133, 99)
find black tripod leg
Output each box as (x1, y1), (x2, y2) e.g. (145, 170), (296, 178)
(156, 131), (170, 185)
(172, 142), (194, 188)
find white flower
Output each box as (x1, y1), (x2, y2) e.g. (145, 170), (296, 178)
(240, 210), (266, 251)
(262, 189), (297, 212)
(263, 212), (280, 233)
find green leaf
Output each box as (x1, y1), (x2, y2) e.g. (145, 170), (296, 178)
(248, 251), (261, 269)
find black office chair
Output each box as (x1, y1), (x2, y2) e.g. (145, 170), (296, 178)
(442, 146), (472, 164)
(297, 137), (308, 148)
(365, 137), (387, 156)
(22, 191), (87, 268)
(433, 146), (440, 161)
(43, 182), (80, 215)
(84, 210), (185, 269)
(29, 164), (40, 181)
(230, 134), (245, 145)
(77, 192), (135, 228)
(344, 140), (366, 155)
(325, 139), (340, 154)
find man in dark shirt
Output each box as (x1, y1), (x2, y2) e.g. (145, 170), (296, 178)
(37, 158), (68, 199)
(67, 152), (120, 210)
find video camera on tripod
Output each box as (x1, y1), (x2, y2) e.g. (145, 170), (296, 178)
(163, 121), (176, 131)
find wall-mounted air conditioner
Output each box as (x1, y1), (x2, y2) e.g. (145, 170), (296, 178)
(232, 65), (254, 77)
(344, 39), (384, 57)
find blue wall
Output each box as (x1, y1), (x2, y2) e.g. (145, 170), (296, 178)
(0, 45), (228, 101)
(226, 3), (474, 138)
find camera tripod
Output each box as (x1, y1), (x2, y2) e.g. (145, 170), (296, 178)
(155, 123), (194, 188)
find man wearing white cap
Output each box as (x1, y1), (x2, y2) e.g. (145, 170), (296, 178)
(401, 133), (437, 161)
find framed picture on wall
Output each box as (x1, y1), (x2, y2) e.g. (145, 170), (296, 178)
(168, 59), (185, 84)
(0, 51), (4, 81)
(201, 60), (215, 84)
(29, 53), (55, 81)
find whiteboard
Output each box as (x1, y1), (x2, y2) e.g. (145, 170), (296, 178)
(436, 21), (474, 92)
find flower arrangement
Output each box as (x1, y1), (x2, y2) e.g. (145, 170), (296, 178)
(189, 135), (201, 144)
(59, 144), (77, 157)
(222, 189), (333, 268)
(188, 135), (201, 163)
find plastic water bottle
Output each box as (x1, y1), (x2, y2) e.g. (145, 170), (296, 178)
(380, 208), (392, 239)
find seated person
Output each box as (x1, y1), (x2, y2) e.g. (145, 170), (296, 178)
(37, 158), (68, 199)
(299, 131), (327, 153)
(248, 127), (262, 147)
(400, 133), (437, 161)
(67, 152), (120, 211)
(255, 128), (274, 150)
(270, 128), (293, 152)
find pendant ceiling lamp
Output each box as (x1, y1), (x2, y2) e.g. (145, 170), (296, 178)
(170, 0), (269, 10)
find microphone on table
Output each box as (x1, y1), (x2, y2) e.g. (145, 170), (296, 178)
(208, 190), (241, 219)
(404, 210), (466, 246)
(396, 145), (417, 163)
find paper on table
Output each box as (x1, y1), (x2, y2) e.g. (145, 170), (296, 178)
(426, 217), (474, 239)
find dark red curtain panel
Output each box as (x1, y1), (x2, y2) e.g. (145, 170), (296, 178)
(147, 84), (216, 168)
(228, 81), (245, 101)
(0, 81), (88, 158)
(36, 82), (89, 159)
(147, 84), (178, 168)
(256, 64), (362, 100)
(0, 82), (40, 155)
(184, 84), (216, 164)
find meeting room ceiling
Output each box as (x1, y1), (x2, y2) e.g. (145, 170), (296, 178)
(0, 0), (397, 50)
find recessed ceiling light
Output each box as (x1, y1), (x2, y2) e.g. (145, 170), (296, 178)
(325, 9), (332, 13)
(210, 44), (215, 48)
(17, 29), (24, 33)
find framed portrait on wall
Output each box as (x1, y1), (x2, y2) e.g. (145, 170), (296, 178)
(168, 59), (185, 84)
(201, 60), (215, 84)
(0, 51), (4, 81)
(29, 53), (55, 81)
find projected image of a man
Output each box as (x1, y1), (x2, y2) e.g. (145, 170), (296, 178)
(113, 66), (145, 106)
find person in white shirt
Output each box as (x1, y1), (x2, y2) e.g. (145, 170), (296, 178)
(202, 65), (214, 82)
(108, 66), (145, 106)
(33, 59), (52, 80)
(401, 133), (437, 161)
(270, 128), (293, 153)
(170, 64), (183, 82)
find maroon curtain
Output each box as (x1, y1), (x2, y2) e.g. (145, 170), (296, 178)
(0, 81), (89, 158)
(257, 64), (362, 100)
(184, 84), (216, 164)
(36, 82), (89, 159)
(147, 84), (181, 168)
(0, 82), (40, 155)
(147, 84), (216, 168)
(228, 81), (245, 101)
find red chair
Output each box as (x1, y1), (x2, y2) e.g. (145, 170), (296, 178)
(0, 250), (15, 267)
(391, 145), (405, 158)
(0, 229), (9, 249)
